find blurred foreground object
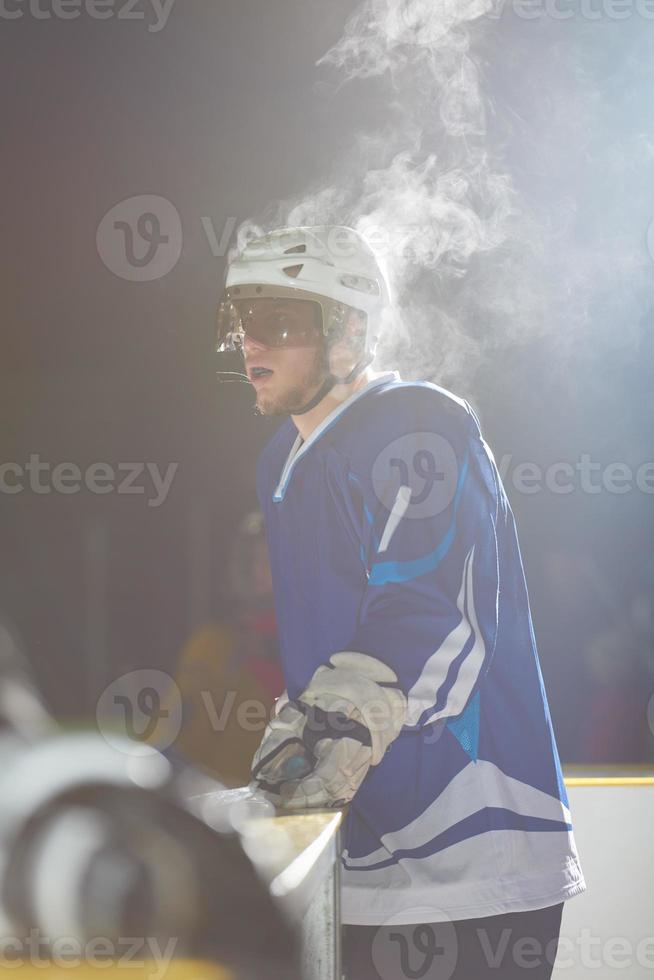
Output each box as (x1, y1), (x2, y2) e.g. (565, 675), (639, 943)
(0, 615), (301, 980)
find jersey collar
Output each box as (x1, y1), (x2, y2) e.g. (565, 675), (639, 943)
(273, 372), (399, 502)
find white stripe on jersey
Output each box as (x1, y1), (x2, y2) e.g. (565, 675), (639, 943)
(425, 544), (487, 724)
(406, 546), (485, 726)
(377, 484), (412, 553)
(341, 825), (585, 925)
(343, 759), (573, 870)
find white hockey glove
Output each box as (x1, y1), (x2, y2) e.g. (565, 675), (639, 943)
(251, 653), (407, 809)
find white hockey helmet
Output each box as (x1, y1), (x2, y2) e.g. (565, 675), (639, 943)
(216, 225), (390, 362)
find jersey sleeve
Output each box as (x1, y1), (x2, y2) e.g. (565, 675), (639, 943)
(335, 394), (501, 730)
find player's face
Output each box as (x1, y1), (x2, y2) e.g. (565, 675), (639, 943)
(243, 331), (328, 416)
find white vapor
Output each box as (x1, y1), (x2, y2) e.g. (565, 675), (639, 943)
(234, 2), (654, 395)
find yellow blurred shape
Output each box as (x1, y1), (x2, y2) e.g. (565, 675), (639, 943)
(2, 962), (232, 980)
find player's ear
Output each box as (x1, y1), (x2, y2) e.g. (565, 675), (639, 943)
(328, 309), (367, 379)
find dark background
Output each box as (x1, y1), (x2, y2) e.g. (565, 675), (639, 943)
(2, 0), (653, 762)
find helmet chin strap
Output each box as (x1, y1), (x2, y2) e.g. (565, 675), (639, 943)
(291, 377), (336, 416)
(291, 351), (374, 416)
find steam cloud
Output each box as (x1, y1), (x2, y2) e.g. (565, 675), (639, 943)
(233, 1), (653, 397)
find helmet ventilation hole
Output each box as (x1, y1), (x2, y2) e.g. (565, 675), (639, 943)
(282, 264), (304, 278)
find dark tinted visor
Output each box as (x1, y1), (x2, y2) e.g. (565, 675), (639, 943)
(232, 297), (323, 349)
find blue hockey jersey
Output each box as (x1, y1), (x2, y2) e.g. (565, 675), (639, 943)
(256, 372), (586, 925)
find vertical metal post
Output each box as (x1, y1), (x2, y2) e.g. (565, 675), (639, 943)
(300, 824), (343, 980)
(333, 825), (342, 980)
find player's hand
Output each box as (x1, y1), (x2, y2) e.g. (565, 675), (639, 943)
(275, 731), (372, 809)
(251, 701), (372, 809)
(251, 652), (407, 809)
(250, 700), (314, 795)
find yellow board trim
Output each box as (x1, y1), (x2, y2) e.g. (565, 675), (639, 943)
(564, 776), (654, 787)
(0, 963), (232, 980)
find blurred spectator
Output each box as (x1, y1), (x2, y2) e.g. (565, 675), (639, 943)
(542, 549), (654, 764)
(578, 590), (654, 763)
(165, 511), (284, 784)
(540, 549), (598, 760)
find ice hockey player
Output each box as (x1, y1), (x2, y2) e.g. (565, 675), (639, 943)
(215, 224), (586, 979)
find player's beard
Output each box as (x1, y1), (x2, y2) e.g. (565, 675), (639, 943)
(254, 345), (329, 416)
